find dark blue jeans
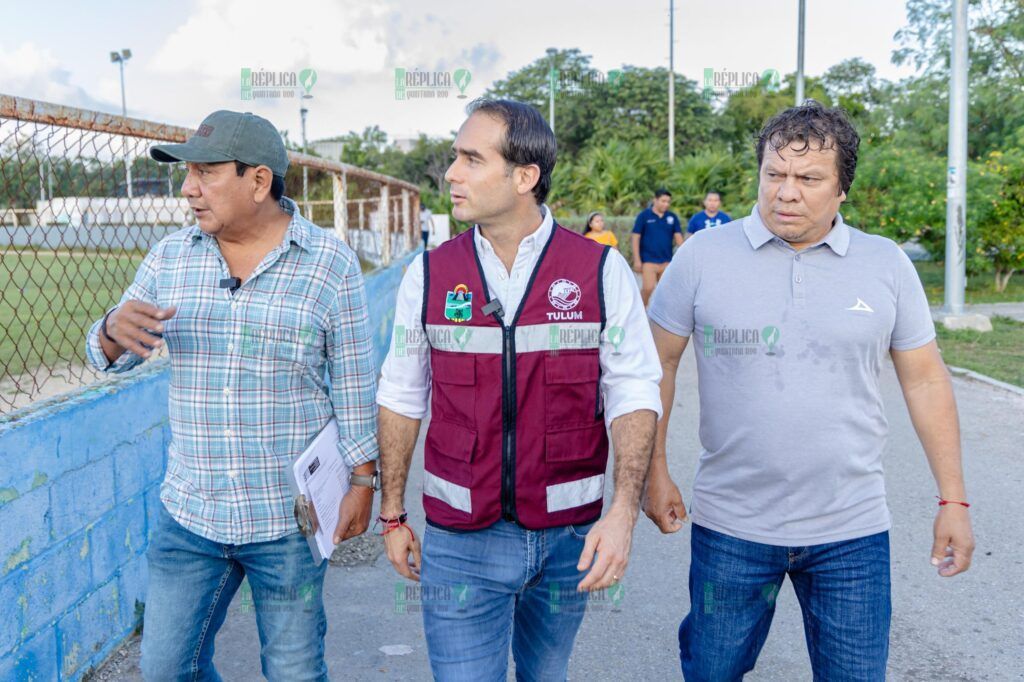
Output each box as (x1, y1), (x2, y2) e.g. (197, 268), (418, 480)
(680, 524), (891, 681)
(420, 519), (595, 681)
(140, 503), (329, 681)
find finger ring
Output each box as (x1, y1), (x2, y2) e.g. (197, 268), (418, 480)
(612, 575), (619, 581)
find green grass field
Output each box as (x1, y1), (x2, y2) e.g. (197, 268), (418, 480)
(935, 316), (1024, 388)
(0, 250), (145, 378)
(915, 261), (1024, 305)
(1, 249), (1021, 392)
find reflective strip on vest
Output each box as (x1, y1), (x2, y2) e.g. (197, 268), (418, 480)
(424, 322), (602, 354)
(546, 473), (605, 513)
(516, 322), (602, 354)
(424, 324), (502, 353)
(424, 470), (473, 513)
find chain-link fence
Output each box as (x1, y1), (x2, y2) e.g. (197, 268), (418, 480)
(0, 94), (420, 416)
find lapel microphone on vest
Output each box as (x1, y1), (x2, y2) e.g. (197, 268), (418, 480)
(219, 277), (242, 293)
(481, 298), (503, 318)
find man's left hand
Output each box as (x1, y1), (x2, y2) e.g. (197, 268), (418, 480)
(333, 486), (374, 544)
(576, 506), (635, 592)
(931, 505), (975, 577)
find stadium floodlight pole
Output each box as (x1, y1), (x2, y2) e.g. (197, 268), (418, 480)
(110, 49), (133, 198)
(795, 0), (805, 105)
(669, 0), (675, 164)
(944, 0), (968, 315)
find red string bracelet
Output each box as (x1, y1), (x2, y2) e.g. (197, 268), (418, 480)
(937, 496), (970, 508)
(382, 522), (415, 538)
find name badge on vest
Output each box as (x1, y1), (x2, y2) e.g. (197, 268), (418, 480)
(445, 283), (473, 323)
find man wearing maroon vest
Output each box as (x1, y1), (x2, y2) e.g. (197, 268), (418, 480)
(376, 99), (662, 680)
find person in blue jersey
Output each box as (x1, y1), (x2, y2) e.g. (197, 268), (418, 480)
(685, 190), (732, 240)
(631, 188), (683, 306)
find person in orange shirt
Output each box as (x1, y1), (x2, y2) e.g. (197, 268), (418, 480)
(583, 211), (619, 248)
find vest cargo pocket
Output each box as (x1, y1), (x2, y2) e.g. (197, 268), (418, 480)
(430, 351), (477, 427)
(544, 353), (601, 428)
(425, 420), (476, 481)
(544, 422), (606, 462)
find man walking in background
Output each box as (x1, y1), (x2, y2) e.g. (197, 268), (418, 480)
(632, 188), (683, 306)
(420, 203), (434, 249)
(85, 110), (380, 681)
(643, 101), (974, 680)
(376, 98), (662, 680)
(685, 190), (731, 239)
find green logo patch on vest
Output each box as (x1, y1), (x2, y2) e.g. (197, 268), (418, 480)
(444, 283), (472, 323)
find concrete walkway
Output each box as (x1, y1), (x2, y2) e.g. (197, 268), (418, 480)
(105, 345), (1023, 681)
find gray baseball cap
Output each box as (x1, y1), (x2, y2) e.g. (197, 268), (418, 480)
(150, 110), (289, 177)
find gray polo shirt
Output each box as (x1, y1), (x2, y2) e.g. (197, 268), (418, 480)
(649, 205), (936, 546)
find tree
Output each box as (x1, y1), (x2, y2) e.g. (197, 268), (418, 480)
(485, 49), (717, 160)
(978, 149), (1024, 291)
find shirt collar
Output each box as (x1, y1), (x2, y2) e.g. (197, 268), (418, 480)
(743, 203), (850, 257)
(474, 204), (553, 257)
(185, 196), (312, 253)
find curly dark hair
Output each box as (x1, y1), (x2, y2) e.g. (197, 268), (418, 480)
(755, 100), (860, 195)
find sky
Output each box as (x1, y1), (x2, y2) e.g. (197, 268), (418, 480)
(0, 0), (919, 145)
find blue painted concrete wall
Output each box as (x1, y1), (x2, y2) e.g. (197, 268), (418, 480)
(0, 248), (419, 680)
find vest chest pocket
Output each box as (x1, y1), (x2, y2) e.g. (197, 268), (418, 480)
(544, 353), (601, 429)
(430, 352), (477, 427)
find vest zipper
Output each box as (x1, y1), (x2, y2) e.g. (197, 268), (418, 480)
(499, 322), (517, 521)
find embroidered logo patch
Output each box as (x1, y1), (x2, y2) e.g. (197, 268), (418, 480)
(444, 284), (472, 323)
(547, 279), (581, 311)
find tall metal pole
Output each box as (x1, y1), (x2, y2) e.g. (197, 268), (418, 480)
(118, 58), (134, 199)
(668, 0), (675, 164)
(796, 0), (806, 105)
(300, 100), (310, 218)
(944, 0), (968, 314)
(548, 52), (556, 136)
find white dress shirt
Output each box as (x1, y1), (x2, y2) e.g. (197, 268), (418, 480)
(377, 205), (663, 425)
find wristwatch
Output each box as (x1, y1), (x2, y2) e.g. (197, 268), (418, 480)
(349, 470), (380, 491)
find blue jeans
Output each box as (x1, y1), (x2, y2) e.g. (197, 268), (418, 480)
(680, 524), (891, 681)
(140, 503), (329, 681)
(420, 519), (594, 681)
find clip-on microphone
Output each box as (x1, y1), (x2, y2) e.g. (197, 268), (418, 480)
(219, 277), (242, 293)
(481, 299), (504, 318)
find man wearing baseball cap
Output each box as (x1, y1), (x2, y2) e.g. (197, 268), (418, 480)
(85, 110), (380, 680)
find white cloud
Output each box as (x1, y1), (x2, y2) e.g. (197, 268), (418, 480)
(150, 0), (392, 81)
(0, 41), (110, 110)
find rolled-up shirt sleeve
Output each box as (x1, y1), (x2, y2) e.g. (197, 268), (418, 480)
(600, 248), (663, 425)
(327, 256), (380, 467)
(376, 254), (432, 420)
(85, 246), (160, 373)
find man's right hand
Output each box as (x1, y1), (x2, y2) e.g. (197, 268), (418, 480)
(105, 301), (177, 359)
(632, 259), (642, 273)
(384, 522), (422, 582)
(643, 465), (688, 533)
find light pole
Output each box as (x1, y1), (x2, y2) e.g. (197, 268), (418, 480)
(110, 49), (133, 199)
(944, 0), (968, 315)
(547, 48), (557, 137)
(669, 0), (675, 164)
(796, 0), (806, 105)
(300, 96), (311, 219)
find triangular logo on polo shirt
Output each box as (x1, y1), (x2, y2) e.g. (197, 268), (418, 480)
(846, 298), (874, 313)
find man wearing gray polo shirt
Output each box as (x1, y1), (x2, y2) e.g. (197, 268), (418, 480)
(644, 101), (975, 681)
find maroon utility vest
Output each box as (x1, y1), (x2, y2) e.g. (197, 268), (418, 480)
(421, 224), (611, 530)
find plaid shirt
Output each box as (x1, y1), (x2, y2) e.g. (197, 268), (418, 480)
(86, 197), (378, 544)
